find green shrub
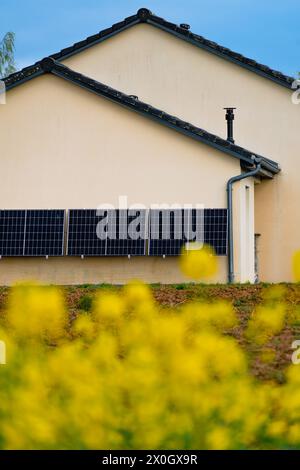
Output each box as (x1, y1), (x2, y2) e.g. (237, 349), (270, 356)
(78, 294), (93, 312)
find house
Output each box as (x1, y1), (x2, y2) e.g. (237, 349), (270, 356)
(0, 7), (297, 285)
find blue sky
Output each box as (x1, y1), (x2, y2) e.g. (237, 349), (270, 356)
(1, 0), (299, 77)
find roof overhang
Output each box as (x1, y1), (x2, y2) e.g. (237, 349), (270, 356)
(10, 57), (279, 179)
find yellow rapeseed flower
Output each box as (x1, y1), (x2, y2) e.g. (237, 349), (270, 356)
(93, 292), (125, 323)
(7, 283), (66, 342)
(180, 243), (218, 280)
(206, 427), (231, 450)
(1, 253), (300, 449)
(123, 280), (153, 306)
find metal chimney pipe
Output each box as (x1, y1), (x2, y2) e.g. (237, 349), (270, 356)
(224, 107), (236, 144)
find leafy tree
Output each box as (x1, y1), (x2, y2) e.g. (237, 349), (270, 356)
(0, 32), (16, 78)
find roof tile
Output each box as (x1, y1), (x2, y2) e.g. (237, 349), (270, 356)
(4, 8), (294, 89)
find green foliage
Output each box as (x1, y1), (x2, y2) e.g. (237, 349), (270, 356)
(77, 294), (93, 312)
(0, 32), (16, 78)
(175, 283), (189, 290)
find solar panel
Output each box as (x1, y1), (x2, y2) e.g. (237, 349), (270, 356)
(24, 210), (65, 256)
(67, 209), (147, 256)
(204, 208), (227, 255)
(148, 208), (227, 256)
(0, 209), (65, 257)
(67, 209), (106, 256)
(106, 209), (147, 256)
(0, 210), (26, 256)
(148, 209), (185, 256)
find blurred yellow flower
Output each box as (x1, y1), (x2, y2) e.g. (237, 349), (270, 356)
(93, 292), (125, 322)
(123, 281), (153, 306)
(72, 315), (95, 340)
(0, 254), (300, 450)
(180, 243), (218, 280)
(246, 303), (286, 345)
(6, 283), (66, 342)
(207, 427), (231, 450)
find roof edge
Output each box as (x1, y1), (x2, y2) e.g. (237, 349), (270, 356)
(146, 10), (294, 90)
(3, 8), (294, 91)
(40, 58), (280, 177)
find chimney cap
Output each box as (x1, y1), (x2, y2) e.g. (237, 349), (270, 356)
(224, 107), (235, 143)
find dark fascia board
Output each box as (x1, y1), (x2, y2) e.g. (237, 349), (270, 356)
(33, 58), (279, 178)
(3, 8), (294, 91)
(4, 63), (44, 91)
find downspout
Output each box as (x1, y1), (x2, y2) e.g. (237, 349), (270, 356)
(227, 157), (262, 283)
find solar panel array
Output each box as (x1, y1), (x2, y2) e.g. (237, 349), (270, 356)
(67, 209), (147, 256)
(0, 208), (227, 257)
(0, 210), (65, 257)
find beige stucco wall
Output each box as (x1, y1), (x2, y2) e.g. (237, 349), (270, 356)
(63, 23), (300, 282)
(0, 257), (228, 286)
(0, 74), (238, 284)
